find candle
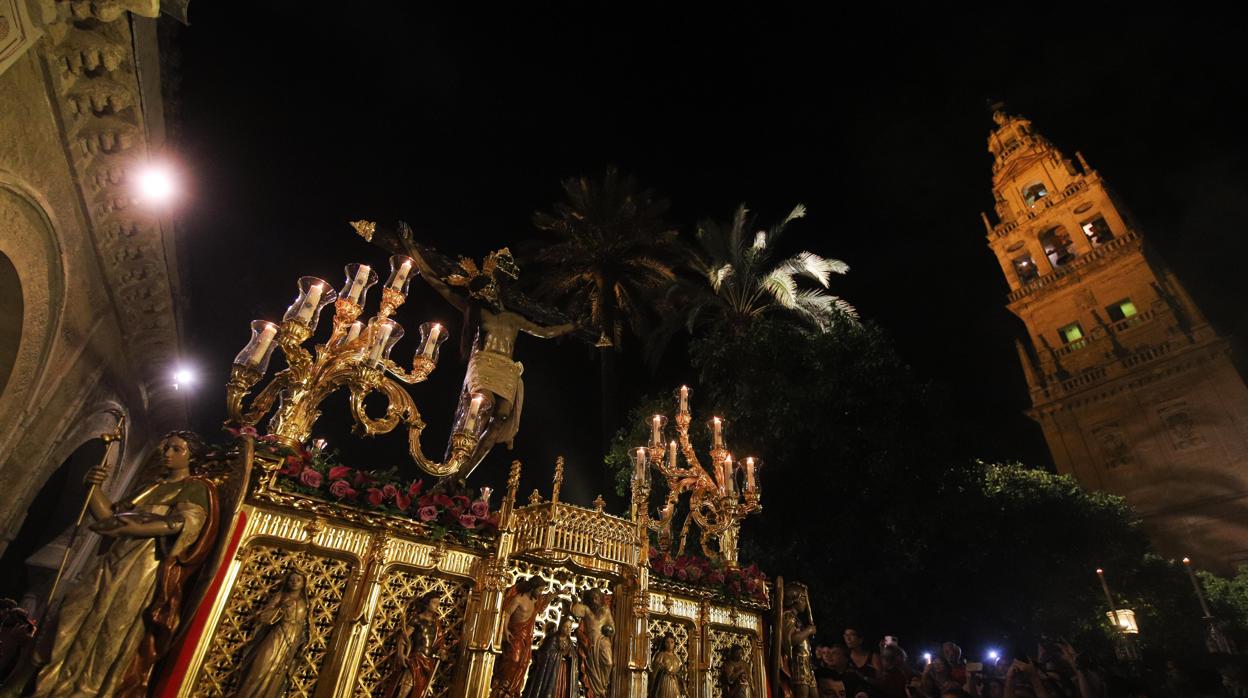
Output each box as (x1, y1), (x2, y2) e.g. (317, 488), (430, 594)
(635, 447), (648, 482)
(480, 486), (493, 505)
(668, 440), (678, 469)
(651, 415), (663, 445)
(424, 323), (442, 357)
(348, 265), (371, 303)
(295, 283), (323, 323)
(464, 393), (484, 433)
(712, 417), (723, 448)
(679, 385), (689, 412)
(369, 322), (393, 364)
(724, 455), (735, 496)
(248, 323), (277, 366)
(345, 321), (363, 344)
(744, 457), (756, 493)
(391, 259), (412, 291)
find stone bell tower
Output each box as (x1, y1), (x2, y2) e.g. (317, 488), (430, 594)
(982, 105), (1248, 571)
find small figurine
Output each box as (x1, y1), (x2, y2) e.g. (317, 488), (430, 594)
(570, 589), (614, 698)
(491, 577), (555, 698)
(384, 592), (451, 698)
(522, 617), (578, 698)
(649, 633), (687, 698)
(721, 644), (753, 698)
(233, 570), (310, 698)
(779, 583), (817, 698)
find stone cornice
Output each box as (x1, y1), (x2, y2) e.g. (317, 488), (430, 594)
(37, 1), (185, 426)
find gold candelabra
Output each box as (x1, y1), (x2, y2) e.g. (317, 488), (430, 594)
(226, 253), (490, 477)
(631, 385), (761, 568)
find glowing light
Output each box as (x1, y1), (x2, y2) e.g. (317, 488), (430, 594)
(172, 366), (196, 390)
(135, 163), (178, 205)
(987, 650), (999, 661)
(924, 652), (932, 663)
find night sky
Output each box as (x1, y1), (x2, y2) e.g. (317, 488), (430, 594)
(172, 7), (1248, 507)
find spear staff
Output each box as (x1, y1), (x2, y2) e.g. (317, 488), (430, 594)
(43, 412), (126, 614)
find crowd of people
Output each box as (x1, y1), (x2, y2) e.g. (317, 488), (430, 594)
(807, 627), (1235, 698)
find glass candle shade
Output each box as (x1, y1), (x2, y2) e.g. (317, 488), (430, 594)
(742, 457), (762, 496)
(340, 263), (379, 307)
(454, 390), (494, 439)
(386, 255), (416, 295)
(366, 318), (404, 367)
(234, 320), (280, 372)
(282, 277), (336, 332)
(633, 446), (650, 488)
(416, 321), (449, 362)
(709, 416), (727, 449)
(648, 414), (668, 450)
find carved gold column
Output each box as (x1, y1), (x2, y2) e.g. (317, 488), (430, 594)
(622, 464), (652, 696)
(456, 461), (522, 698)
(320, 532), (389, 696)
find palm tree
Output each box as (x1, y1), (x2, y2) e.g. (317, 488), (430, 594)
(525, 166), (686, 448)
(662, 203), (857, 342)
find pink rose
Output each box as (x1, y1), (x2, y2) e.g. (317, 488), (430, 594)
(328, 479), (356, 499)
(458, 514), (478, 529)
(395, 492), (411, 511)
(452, 495), (471, 511)
(418, 506), (438, 521)
(328, 465), (352, 481)
(299, 468), (322, 488)
(470, 500), (489, 517)
(366, 488), (384, 506)
(382, 483), (399, 500)
(686, 566), (702, 581)
(433, 494), (455, 509)
(676, 568), (688, 580)
(409, 480), (424, 497)
(661, 561), (676, 577)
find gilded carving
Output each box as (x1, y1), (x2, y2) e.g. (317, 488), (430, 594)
(192, 545), (352, 697)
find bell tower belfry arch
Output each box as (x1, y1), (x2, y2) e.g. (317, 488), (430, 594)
(982, 104), (1248, 570)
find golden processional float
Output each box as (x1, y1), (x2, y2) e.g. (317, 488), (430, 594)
(43, 221), (817, 698)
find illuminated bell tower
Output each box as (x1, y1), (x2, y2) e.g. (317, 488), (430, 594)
(983, 104), (1248, 570)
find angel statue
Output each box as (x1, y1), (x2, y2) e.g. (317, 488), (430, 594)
(774, 581), (817, 698)
(356, 221), (586, 475)
(27, 431), (222, 697)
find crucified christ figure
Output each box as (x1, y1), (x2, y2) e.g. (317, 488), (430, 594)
(356, 221), (579, 472)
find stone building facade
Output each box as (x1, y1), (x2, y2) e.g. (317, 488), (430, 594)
(983, 107), (1248, 571)
(0, 0), (186, 610)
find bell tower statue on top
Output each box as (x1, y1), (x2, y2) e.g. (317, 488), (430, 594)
(982, 103), (1248, 570)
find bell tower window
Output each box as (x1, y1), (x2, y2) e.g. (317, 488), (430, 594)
(1021, 181), (1049, 207)
(1012, 253), (1039, 284)
(1106, 299), (1137, 322)
(1038, 226), (1076, 268)
(1059, 322), (1085, 345)
(1081, 215), (1115, 245)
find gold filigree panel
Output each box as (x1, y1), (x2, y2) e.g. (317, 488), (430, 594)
(193, 544), (353, 697)
(353, 568), (472, 698)
(508, 558), (616, 650)
(707, 628), (757, 698)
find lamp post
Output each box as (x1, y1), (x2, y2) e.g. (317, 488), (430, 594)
(1096, 568), (1139, 660)
(1183, 557), (1236, 654)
